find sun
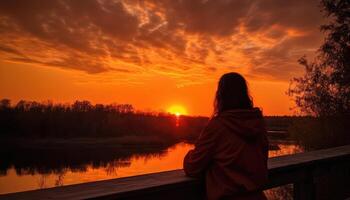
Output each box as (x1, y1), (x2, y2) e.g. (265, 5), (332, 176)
(167, 105), (187, 116)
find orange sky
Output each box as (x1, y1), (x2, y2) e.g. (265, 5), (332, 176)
(0, 0), (325, 116)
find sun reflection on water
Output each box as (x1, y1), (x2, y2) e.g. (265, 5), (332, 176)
(0, 142), (302, 196)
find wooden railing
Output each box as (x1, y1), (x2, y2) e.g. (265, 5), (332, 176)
(1, 145), (350, 200)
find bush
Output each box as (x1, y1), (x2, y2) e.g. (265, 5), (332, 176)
(288, 115), (350, 150)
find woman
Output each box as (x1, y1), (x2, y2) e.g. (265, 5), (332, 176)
(183, 72), (268, 200)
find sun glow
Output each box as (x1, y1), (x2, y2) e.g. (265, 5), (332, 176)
(167, 105), (187, 116)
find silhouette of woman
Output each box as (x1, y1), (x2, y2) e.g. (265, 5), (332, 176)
(184, 72), (268, 200)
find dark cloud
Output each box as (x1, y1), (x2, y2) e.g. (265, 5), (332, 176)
(0, 44), (25, 57)
(0, 0), (141, 73)
(207, 67), (217, 72)
(0, 0), (325, 81)
(244, 0), (323, 32)
(150, 0), (253, 36)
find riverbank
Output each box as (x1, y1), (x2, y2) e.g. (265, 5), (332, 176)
(0, 136), (177, 150)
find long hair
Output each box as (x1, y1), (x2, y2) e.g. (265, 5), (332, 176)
(213, 72), (253, 116)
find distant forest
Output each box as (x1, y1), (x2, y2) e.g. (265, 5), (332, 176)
(0, 99), (208, 142)
(0, 99), (297, 142)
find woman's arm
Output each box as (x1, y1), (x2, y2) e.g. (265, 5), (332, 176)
(183, 118), (220, 178)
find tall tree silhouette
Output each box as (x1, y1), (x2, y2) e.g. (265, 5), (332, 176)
(289, 0), (350, 116)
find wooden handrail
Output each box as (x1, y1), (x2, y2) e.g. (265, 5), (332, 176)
(1, 145), (350, 200)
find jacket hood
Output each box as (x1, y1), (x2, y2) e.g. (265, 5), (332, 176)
(217, 108), (266, 141)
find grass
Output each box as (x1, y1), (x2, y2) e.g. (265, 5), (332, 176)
(288, 116), (350, 150)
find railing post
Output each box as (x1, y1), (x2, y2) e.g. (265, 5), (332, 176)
(293, 173), (315, 200)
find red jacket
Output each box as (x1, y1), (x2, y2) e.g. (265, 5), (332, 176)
(183, 108), (268, 200)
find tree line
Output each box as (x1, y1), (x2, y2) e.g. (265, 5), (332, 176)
(0, 99), (208, 142)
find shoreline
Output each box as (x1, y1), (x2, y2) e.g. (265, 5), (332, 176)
(0, 136), (178, 150)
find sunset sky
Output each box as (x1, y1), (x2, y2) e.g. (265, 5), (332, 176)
(0, 0), (325, 116)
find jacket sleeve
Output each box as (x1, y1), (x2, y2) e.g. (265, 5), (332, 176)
(183, 119), (220, 178)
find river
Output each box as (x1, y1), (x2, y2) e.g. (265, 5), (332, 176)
(0, 141), (302, 196)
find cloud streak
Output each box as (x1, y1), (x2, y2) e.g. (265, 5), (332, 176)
(0, 0), (324, 83)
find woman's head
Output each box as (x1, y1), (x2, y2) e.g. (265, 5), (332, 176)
(214, 72), (253, 116)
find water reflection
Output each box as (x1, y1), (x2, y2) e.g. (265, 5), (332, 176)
(265, 141), (303, 200)
(0, 143), (191, 194)
(269, 141), (304, 157)
(0, 141), (302, 196)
